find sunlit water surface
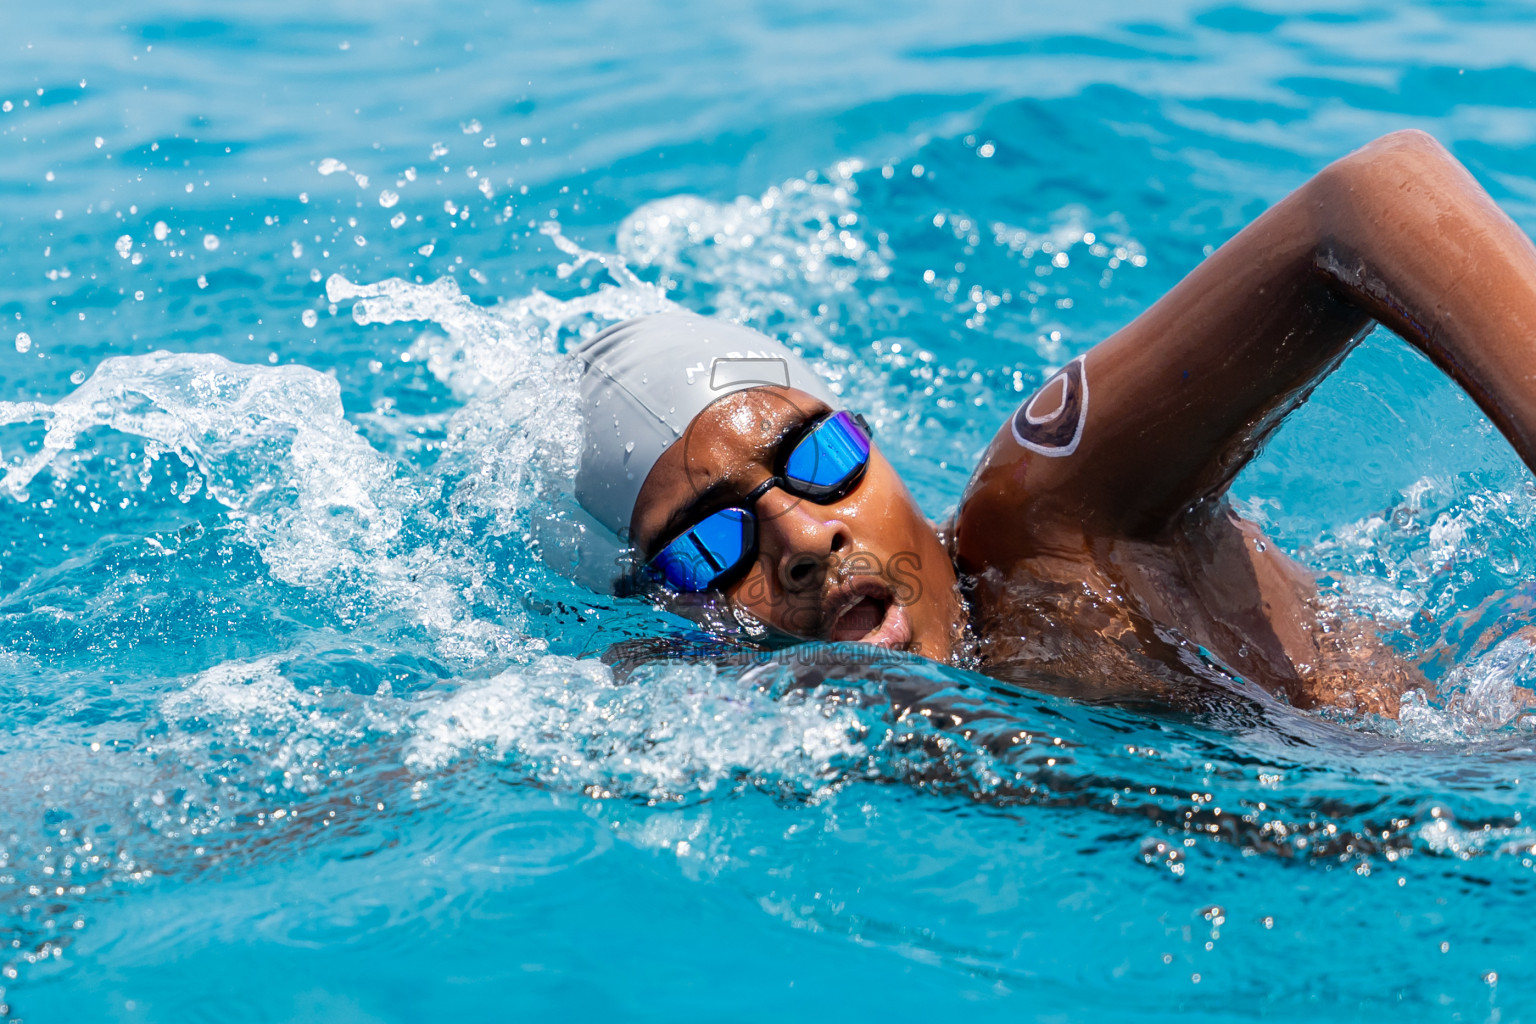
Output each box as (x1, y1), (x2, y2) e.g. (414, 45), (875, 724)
(6, 1), (1536, 1019)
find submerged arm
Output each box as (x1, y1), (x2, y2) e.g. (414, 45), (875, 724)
(957, 129), (1536, 565)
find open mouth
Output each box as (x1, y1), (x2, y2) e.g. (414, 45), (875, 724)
(829, 595), (886, 640)
(825, 583), (913, 650)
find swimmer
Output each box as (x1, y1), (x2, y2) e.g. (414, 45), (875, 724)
(574, 130), (1536, 716)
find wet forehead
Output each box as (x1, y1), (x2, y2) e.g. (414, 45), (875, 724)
(699, 390), (821, 462)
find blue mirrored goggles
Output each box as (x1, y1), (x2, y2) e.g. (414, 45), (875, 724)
(649, 410), (872, 593)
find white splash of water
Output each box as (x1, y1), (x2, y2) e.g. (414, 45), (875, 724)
(617, 161), (888, 356)
(1394, 632), (1536, 742)
(326, 224), (674, 401)
(0, 352), (533, 660)
(153, 651), (865, 810)
(0, 225), (684, 661)
(156, 657), (389, 792)
(403, 656), (864, 801)
(0, 352), (403, 584)
(325, 226), (676, 545)
(1311, 475), (1536, 652)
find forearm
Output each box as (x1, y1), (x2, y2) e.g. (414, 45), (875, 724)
(1310, 130), (1536, 466)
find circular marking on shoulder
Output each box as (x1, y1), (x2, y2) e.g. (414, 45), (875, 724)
(1010, 356), (1088, 457)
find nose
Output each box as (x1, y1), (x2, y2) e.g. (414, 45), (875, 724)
(754, 487), (852, 593)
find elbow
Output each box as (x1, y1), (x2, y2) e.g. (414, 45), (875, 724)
(1313, 129), (1462, 200)
(1303, 128), (1480, 266)
(1357, 128), (1451, 163)
(1302, 128), (1499, 341)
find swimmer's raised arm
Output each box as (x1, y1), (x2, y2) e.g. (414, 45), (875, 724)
(957, 129), (1536, 564)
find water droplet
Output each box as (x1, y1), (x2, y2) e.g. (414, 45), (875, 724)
(318, 157), (347, 176)
(378, 189), (399, 208)
(14, 332), (31, 353)
(134, 290), (144, 301)
(390, 212), (406, 229)
(461, 119), (482, 134)
(203, 234), (219, 251)
(354, 235), (367, 247)
(114, 234), (133, 259)
(418, 243), (434, 256)
(153, 221), (169, 241)
(70, 370), (85, 385)
(302, 310), (318, 328)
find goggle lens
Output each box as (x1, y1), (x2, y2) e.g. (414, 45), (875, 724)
(652, 506), (755, 592)
(783, 410), (871, 499)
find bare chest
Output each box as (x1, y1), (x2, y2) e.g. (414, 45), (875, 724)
(964, 510), (1417, 714)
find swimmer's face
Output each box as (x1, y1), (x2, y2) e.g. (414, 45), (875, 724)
(631, 387), (965, 661)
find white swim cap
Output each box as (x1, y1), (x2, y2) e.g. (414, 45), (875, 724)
(573, 313), (836, 538)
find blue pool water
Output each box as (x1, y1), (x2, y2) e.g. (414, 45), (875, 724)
(7, 0), (1536, 1018)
